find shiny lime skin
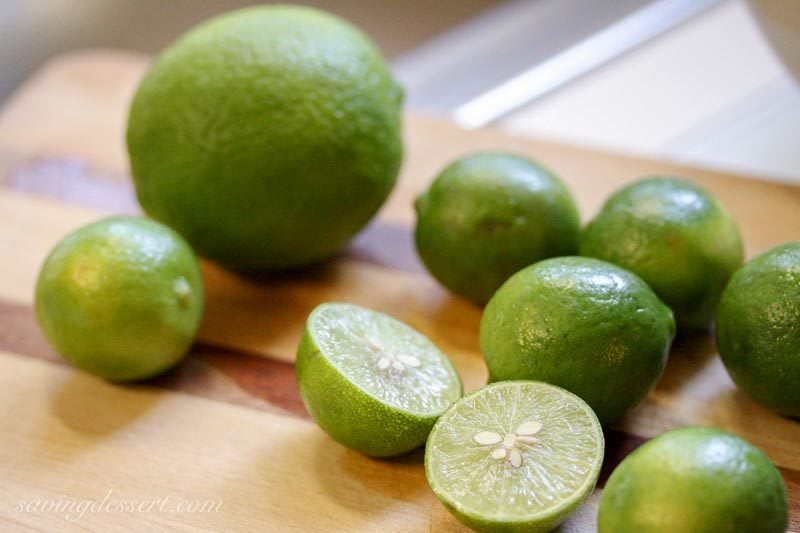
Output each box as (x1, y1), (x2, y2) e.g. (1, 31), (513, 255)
(598, 427), (788, 533)
(415, 152), (580, 304)
(35, 216), (204, 381)
(127, 5), (403, 270)
(480, 257), (675, 425)
(580, 177), (743, 330)
(717, 242), (800, 416)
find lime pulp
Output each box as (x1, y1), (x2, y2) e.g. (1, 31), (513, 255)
(425, 381), (604, 532)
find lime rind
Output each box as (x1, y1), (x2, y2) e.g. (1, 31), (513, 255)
(598, 427), (788, 533)
(426, 381), (604, 532)
(307, 302), (462, 416)
(34, 216), (204, 381)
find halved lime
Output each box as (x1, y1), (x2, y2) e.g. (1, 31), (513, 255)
(296, 302), (463, 457)
(425, 381), (604, 532)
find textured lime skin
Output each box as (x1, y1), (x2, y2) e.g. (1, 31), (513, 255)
(580, 177), (743, 330)
(425, 381), (604, 533)
(415, 152), (581, 304)
(598, 427), (788, 532)
(35, 216), (204, 381)
(716, 242), (800, 416)
(127, 5), (403, 270)
(480, 257), (675, 424)
(295, 305), (462, 457)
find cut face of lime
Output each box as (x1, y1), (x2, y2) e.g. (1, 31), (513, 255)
(309, 302), (461, 415)
(296, 302), (462, 457)
(425, 381), (604, 532)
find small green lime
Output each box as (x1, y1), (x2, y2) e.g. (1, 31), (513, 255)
(480, 256), (675, 424)
(414, 152), (581, 304)
(598, 427), (788, 532)
(127, 5), (403, 270)
(580, 177), (743, 330)
(717, 241), (800, 416)
(35, 216), (204, 381)
(295, 302), (462, 457)
(425, 381), (604, 532)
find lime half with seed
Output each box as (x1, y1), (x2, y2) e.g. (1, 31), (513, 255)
(425, 381), (604, 532)
(296, 302), (463, 457)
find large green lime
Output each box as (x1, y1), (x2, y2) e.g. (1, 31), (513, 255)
(425, 381), (604, 532)
(35, 216), (204, 381)
(717, 241), (800, 416)
(295, 302), (462, 457)
(598, 427), (788, 532)
(480, 257), (675, 424)
(127, 5), (403, 270)
(414, 152), (581, 304)
(580, 177), (743, 330)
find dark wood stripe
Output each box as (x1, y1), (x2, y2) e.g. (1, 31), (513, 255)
(784, 467), (800, 532)
(0, 300), (62, 364)
(346, 219), (425, 275)
(4, 156), (424, 274)
(192, 343), (308, 419)
(0, 299), (307, 418)
(6, 156), (139, 213)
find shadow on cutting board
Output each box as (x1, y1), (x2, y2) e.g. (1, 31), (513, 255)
(49, 371), (160, 438)
(657, 330), (718, 392)
(310, 433), (430, 507)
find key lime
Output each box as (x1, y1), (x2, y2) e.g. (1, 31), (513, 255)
(295, 302), (462, 457)
(716, 241), (800, 416)
(35, 216), (204, 381)
(580, 177), (743, 330)
(127, 5), (403, 270)
(480, 257), (675, 425)
(425, 381), (604, 532)
(414, 152), (581, 304)
(598, 427), (788, 533)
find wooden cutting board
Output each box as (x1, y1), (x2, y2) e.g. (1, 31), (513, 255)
(0, 50), (798, 532)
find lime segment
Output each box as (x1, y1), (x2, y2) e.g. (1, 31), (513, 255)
(425, 381), (604, 532)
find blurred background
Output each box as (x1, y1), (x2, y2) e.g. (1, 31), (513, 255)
(1, 0), (798, 183)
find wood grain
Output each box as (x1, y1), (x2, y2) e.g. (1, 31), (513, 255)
(0, 50), (798, 531)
